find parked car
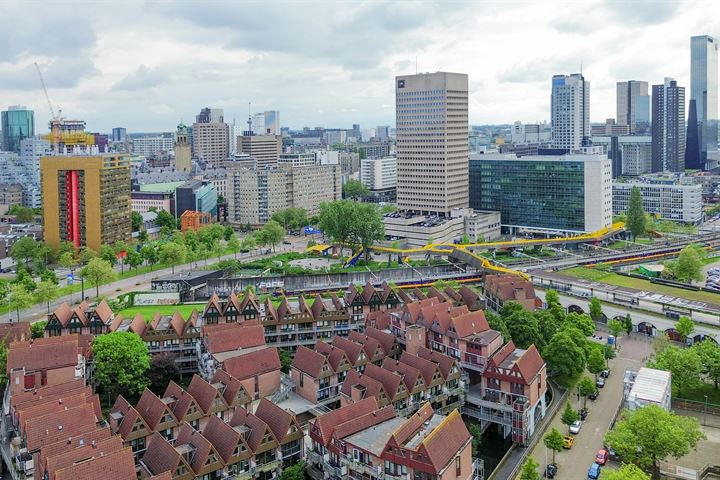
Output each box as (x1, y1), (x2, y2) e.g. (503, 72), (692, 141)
(544, 463), (558, 478)
(282, 240), (291, 245)
(580, 408), (588, 420)
(589, 390), (599, 401)
(569, 420), (582, 435)
(563, 436), (574, 449)
(588, 463), (602, 479)
(596, 377), (605, 388)
(600, 370), (610, 378)
(595, 449), (609, 466)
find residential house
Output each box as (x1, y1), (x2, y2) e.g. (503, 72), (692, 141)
(482, 274), (539, 311)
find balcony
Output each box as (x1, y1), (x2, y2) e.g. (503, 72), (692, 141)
(306, 451), (324, 466)
(256, 459), (281, 473)
(472, 459), (485, 480)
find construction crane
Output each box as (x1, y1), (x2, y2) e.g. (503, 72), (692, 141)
(34, 62), (62, 150)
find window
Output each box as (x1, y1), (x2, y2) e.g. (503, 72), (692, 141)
(456, 457), (461, 476)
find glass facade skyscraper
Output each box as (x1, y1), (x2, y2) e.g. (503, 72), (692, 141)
(690, 35), (718, 169)
(1, 106), (34, 154)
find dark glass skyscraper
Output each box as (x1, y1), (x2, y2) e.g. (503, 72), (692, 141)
(1, 106), (34, 154)
(690, 35), (718, 169)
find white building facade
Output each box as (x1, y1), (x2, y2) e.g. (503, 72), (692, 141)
(551, 73), (590, 152)
(613, 181), (702, 224)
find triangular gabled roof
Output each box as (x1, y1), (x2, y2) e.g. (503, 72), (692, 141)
(418, 409), (471, 474)
(238, 289), (260, 313)
(211, 370), (252, 408)
(416, 347), (457, 381)
(311, 294), (327, 319)
(329, 336), (364, 365)
(229, 408), (277, 452)
(135, 388), (176, 431)
(254, 399), (298, 444)
(314, 341), (351, 371)
(363, 327), (396, 356)
(292, 346), (329, 377)
(175, 424), (223, 476)
(361, 282), (379, 304)
(48, 303), (73, 327)
(141, 432), (189, 477)
(187, 375), (227, 415)
(129, 314), (147, 336)
(392, 402), (434, 444)
(204, 293), (223, 316)
(92, 300), (114, 324)
(382, 358), (423, 391)
(202, 415), (249, 464)
(332, 405), (396, 440)
(311, 397), (378, 447)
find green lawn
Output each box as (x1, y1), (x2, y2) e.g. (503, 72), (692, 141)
(678, 382), (720, 405)
(561, 267), (720, 305)
(118, 303), (205, 321)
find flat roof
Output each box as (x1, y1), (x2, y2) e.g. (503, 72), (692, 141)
(344, 417), (405, 456)
(629, 367), (671, 404)
(138, 181), (185, 193)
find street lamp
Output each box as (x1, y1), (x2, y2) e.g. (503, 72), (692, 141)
(704, 395), (709, 426)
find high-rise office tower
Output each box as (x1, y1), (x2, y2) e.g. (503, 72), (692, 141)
(616, 81), (650, 134)
(689, 35), (718, 169)
(376, 126), (390, 141)
(264, 111), (280, 135)
(192, 107), (229, 165)
(111, 127), (127, 143)
(41, 153), (131, 252)
(174, 122), (192, 172)
(551, 74), (590, 152)
(395, 72), (468, 216)
(1, 106), (34, 153)
(239, 134), (282, 169)
(652, 78), (686, 172)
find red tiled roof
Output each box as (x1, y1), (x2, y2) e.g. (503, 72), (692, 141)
(254, 398), (294, 443)
(487, 341), (516, 370)
(25, 403), (98, 451)
(416, 347), (457, 380)
(204, 323), (265, 354)
(229, 408), (275, 452)
(363, 363), (404, 399)
(0, 322), (30, 345)
(426, 287), (448, 303)
(420, 409), (471, 474)
(135, 388), (176, 431)
(452, 310), (490, 338)
(7, 335), (79, 374)
(292, 345), (328, 377)
(175, 424), (219, 475)
(364, 327), (396, 355)
(221, 347), (281, 381)
(211, 370), (251, 407)
(312, 397), (378, 447)
(339, 369), (384, 400)
(93, 299), (114, 323)
(110, 395), (149, 440)
(53, 445), (136, 480)
(365, 311), (391, 330)
(484, 274), (537, 305)
(205, 293), (222, 316)
(202, 415), (245, 463)
(348, 331), (382, 359)
(36, 427), (111, 480)
(140, 432), (185, 476)
(332, 405), (396, 440)
(361, 282), (377, 304)
(382, 358), (423, 391)
(392, 402), (434, 445)
(50, 303), (73, 327)
(399, 352), (441, 385)
(458, 286), (481, 308)
(515, 344), (545, 384)
(329, 336), (364, 365)
(17, 392), (101, 434)
(187, 375), (227, 414)
(11, 379), (87, 410)
(44, 436), (124, 480)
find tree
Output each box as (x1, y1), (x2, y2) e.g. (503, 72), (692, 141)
(8, 204), (35, 223)
(485, 311), (510, 343)
(227, 234), (241, 259)
(30, 320), (46, 339)
(8, 283), (33, 322)
(140, 244), (159, 269)
(502, 303), (544, 349)
(693, 340), (720, 389)
(241, 235), (256, 254)
(349, 202), (385, 261)
(223, 225), (234, 242)
(279, 461), (306, 480)
(40, 269), (58, 285)
(544, 331), (586, 386)
(675, 316), (695, 341)
(543, 427), (564, 463)
(608, 319), (625, 347)
(318, 200), (357, 256)
(78, 246), (97, 265)
(536, 310), (562, 344)
(92, 332), (150, 398)
(259, 220), (285, 252)
(159, 242), (186, 273)
(34, 280), (59, 314)
(138, 230), (149, 242)
(623, 314), (634, 334)
(605, 405), (705, 478)
(519, 457), (540, 480)
(565, 312), (596, 337)
(602, 464), (650, 480)
(100, 245), (117, 266)
(147, 352), (180, 394)
(81, 258), (117, 298)
(604, 343), (616, 367)
(589, 297), (603, 322)
(626, 186), (647, 241)
(131, 211), (144, 232)
(12, 268), (36, 292)
(671, 245), (704, 283)
(342, 179), (369, 199)
(271, 207), (308, 231)
(545, 289), (560, 307)
(126, 249), (143, 271)
(648, 345), (702, 397)
(587, 346), (606, 380)
(578, 376), (596, 408)
(58, 251), (76, 269)
(279, 348), (293, 374)
(154, 209), (177, 230)
(468, 423), (483, 457)
(10, 236), (41, 270)
(561, 402), (580, 434)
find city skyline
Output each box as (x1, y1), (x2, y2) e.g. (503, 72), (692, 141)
(0, 0), (717, 132)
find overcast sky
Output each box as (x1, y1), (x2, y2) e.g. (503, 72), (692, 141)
(1, 0), (718, 133)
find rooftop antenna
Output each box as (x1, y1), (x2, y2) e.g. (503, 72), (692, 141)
(247, 102), (252, 134)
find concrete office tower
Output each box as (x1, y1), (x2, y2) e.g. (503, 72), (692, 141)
(616, 81), (650, 134)
(239, 134), (282, 169)
(192, 107), (229, 165)
(264, 111), (280, 135)
(652, 78), (686, 172)
(1, 106), (34, 153)
(551, 74), (590, 152)
(174, 122), (192, 172)
(689, 35), (718, 169)
(41, 154), (131, 252)
(395, 72), (469, 216)
(111, 127), (127, 143)
(376, 126), (390, 141)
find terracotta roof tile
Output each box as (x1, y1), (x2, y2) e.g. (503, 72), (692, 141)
(50, 303), (73, 327)
(44, 435), (124, 480)
(339, 369), (384, 400)
(451, 310), (490, 338)
(135, 388), (176, 430)
(175, 424), (221, 475)
(6, 336), (79, 373)
(399, 352), (441, 385)
(11, 379), (87, 410)
(381, 358), (423, 391)
(93, 299), (114, 323)
(363, 363), (404, 399)
(332, 405), (396, 440)
(0, 322), (30, 345)
(201, 415), (245, 463)
(140, 432), (185, 476)
(53, 445), (136, 480)
(17, 392), (101, 434)
(312, 397), (378, 447)
(458, 286), (481, 309)
(416, 347), (457, 380)
(515, 344), (545, 384)
(211, 370), (251, 407)
(392, 402), (434, 444)
(314, 341), (350, 371)
(36, 427), (111, 480)
(221, 347), (281, 381)
(348, 331), (382, 359)
(329, 336), (364, 365)
(420, 409), (471, 473)
(292, 346), (328, 377)
(203, 323), (265, 354)
(187, 375), (227, 414)
(229, 408), (274, 452)
(364, 327), (396, 355)
(365, 310), (392, 330)
(110, 395), (149, 439)
(25, 403), (98, 452)
(254, 398), (295, 443)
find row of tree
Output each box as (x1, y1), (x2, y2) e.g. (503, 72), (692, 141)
(317, 200), (384, 261)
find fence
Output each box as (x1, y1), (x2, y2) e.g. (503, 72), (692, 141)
(672, 398), (720, 416)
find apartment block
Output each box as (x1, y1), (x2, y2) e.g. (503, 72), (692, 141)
(239, 135), (282, 169)
(40, 153), (131, 252)
(483, 275), (539, 312)
(612, 180), (702, 224)
(192, 122), (230, 166)
(551, 73), (590, 152)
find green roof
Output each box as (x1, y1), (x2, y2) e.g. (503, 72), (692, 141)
(139, 181), (185, 193)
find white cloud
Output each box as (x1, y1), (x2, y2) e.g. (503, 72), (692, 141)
(0, 0), (717, 132)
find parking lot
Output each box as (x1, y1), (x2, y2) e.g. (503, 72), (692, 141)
(519, 335), (646, 479)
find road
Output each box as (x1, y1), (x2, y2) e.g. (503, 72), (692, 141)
(520, 335), (647, 480)
(6, 235), (310, 325)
